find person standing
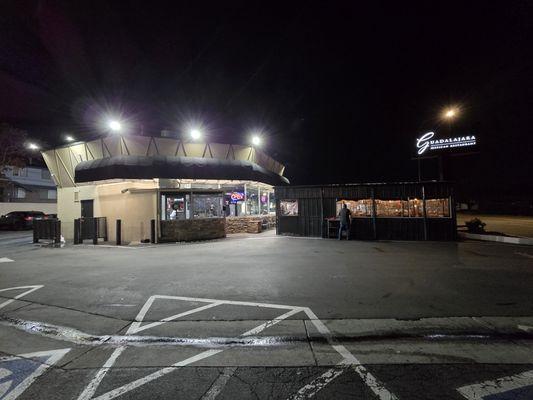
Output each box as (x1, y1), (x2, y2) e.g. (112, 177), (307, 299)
(338, 203), (352, 240)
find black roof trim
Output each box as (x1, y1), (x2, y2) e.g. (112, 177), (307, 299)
(75, 155), (289, 186)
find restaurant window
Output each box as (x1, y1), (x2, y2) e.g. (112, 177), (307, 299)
(245, 186), (260, 215)
(425, 198), (450, 218)
(268, 191), (276, 214)
(375, 200), (405, 217)
(406, 198), (424, 217)
(376, 198), (426, 217)
(192, 194), (223, 218)
(260, 191), (270, 215)
(336, 199), (372, 217)
(280, 200), (298, 216)
(163, 194), (189, 220)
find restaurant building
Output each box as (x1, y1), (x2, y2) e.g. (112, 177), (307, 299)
(275, 182), (456, 240)
(41, 134), (288, 243)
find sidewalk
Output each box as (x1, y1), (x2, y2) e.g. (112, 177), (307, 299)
(457, 213), (533, 238)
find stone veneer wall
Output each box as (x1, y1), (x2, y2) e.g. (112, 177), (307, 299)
(225, 215), (277, 234)
(160, 218), (226, 242)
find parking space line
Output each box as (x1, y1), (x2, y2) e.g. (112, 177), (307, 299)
(129, 301), (223, 333)
(457, 369), (533, 399)
(0, 285), (43, 310)
(200, 367), (237, 400)
(90, 349), (224, 400)
(78, 295), (305, 400)
(241, 308), (304, 336)
(288, 367), (347, 399)
(302, 307), (398, 400)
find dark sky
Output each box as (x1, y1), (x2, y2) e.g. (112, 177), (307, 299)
(1, 1), (532, 191)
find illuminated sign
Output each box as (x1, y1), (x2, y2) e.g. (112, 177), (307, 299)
(416, 131), (476, 155)
(230, 192), (245, 203)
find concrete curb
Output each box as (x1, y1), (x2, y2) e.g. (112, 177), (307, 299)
(458, 231), (533, 246)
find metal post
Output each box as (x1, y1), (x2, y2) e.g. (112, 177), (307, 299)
(150, 219), (156, 243)
(33, 222), (39, 243)
(92, 218), (98, 245)
(74, 219), (80, 244)
(422, 185), (428, 241)
(371, 188), (377, 240)
(116, 219), (121, 245)
(54, 221), (61, 244)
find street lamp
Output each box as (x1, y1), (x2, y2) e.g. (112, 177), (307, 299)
(251, 135), (261, 146)
(190, 128), (202, 140)
(65, 135), (75, 142)
(442, 107), (459, 120)
(108, 120), (122, 132)
(27, 143), (39, 150)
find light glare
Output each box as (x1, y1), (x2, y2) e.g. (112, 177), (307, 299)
(108, 120), (122, 131)
(190, 129), (201, 140)
(443, 107), (459, 120)
(251, 135), (261, 146)
(65, 135), (75, 142)
(28, 143), (39, 150)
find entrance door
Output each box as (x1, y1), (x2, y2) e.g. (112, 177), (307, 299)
(81, 200), (94, 218)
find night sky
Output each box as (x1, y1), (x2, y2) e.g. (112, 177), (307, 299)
(1, 1), (532, 193)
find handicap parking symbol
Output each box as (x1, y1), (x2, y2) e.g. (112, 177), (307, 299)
(0, 349), (70, 400)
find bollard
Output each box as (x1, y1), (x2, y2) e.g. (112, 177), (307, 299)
(54, 220), (61, 244)
(116, 219), (121, 245)
(150, 219), (156, 243)
(33, 221), (39, 243)
(74, 219), (80, 244)
(93, 218), (98, 245)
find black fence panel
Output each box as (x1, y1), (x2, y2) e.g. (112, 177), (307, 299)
(351, 218), (375, 240)
(74, 217), (108, 244)
(427, 218), (456, 241)
(375, 218), (426, 240)
(33, 219), (61, 243)
(278, 217), (299, 235)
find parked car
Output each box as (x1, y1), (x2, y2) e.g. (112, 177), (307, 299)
(0, 211), (47, 230)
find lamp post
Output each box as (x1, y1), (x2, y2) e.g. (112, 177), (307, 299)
(439, 106), (460, 181)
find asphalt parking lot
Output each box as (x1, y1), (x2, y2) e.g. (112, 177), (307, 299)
(1, 230), (532, 399)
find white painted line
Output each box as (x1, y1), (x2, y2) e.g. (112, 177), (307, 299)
(241, 308), (304, 336)
(302, 307), (398, 400)
(200, 367), (237, 400)
(91, 349), (223, 400)
(77, 347), (127, 400)
(518, 325), (533, 332)
(457, 369), (533, 399)
(0, 348), (70, 400)
(0, 285), (43, 310)
(151, 294), (297, 310)
(0, 257), (14, 263)
(288, 367), (347, 399)
(79, 296), (308, 400)
(129, 302), (223, 334)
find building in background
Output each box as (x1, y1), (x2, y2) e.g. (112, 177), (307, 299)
(0, 164), (57, 216)
(41, 134), (288, 242)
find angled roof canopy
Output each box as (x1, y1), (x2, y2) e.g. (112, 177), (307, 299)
(41, 135), (288, 187)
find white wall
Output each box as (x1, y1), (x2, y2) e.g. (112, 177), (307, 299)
(57, 181), (158, 242)
(0, 202), (57, 216)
